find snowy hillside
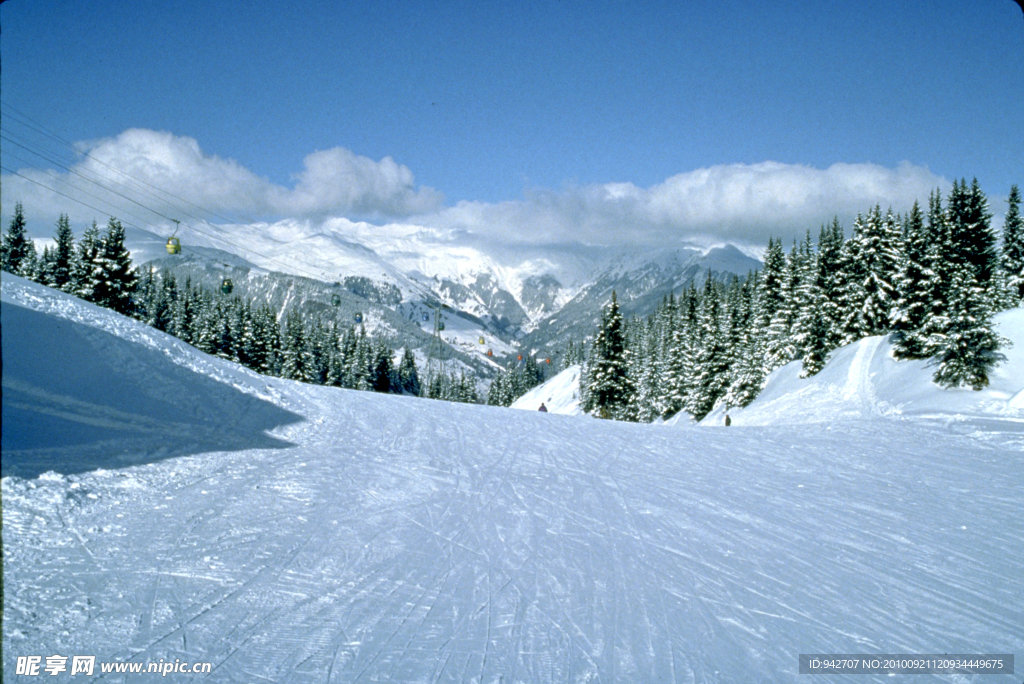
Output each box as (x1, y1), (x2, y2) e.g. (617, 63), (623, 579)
(510, 365), (584, 416)
(695, 309), (1024, 429)
(122, 219), (759, 357)
(3, 273), (1022, 683)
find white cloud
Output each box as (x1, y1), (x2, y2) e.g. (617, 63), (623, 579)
(2, 127), (949, 253)
(1, 129), (443, 228)
(429, 161), (950, 250)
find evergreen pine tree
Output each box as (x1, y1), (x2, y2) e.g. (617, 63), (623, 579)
(764, 240), (803, 369)
(36, 245), (57, 286)
(584, 291), (633, 419)
(1001, 184), (1024, 305)
(280, 310), (307, 380)
(398, 348), (421, 396)
(370, 338), (395, 392)
(52, 214), (76, 291)
(685, 277), (730, 420)
(724, 272), (764, 408)
(946, 178), (997, 288)
(932, 262), (1008, 390)
(71, 221), (103, 302)
(890, 202), (935, 358)
(2, 203), (37, 276)
(836, 214), (869, 345)
(94, 218), (138, 315)
(858, 206), (900, 335)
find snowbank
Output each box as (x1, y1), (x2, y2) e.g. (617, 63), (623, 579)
(509, 364), (584, 415)
(700, 308), (1024, 427)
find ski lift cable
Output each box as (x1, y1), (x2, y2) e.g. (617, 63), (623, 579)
(1, 101), (307, 234)
(0, 128), (208, 231)
(0, 164), (170, 237)
(0, 120), (226, 233)
(0, 141), (182, 226)
(1, 103), (355, 283)
(1, 102), (227, 227)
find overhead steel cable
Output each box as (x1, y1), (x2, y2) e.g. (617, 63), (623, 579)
(1, 107), (348, 283)
(2, 100), (263, 228)
(1, 133), (182, 225)
(1, 164), (159, 235)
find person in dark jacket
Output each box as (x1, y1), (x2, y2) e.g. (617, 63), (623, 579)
(538, 403), (548, 412)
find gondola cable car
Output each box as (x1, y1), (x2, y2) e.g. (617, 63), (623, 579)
(166, 220), (182, 255)
(220, 277), (233, 295)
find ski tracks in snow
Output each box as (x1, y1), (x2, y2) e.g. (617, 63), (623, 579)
(4, 386), (1023, 683)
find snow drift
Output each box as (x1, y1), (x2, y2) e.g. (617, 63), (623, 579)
(697, 309), (1024, 428)
(3, 273), (1022, 683)
(510, 365), (584, 416)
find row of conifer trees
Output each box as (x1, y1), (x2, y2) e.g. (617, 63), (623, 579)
(0, 203), (457, 400)
(580, 181), (1023, 422)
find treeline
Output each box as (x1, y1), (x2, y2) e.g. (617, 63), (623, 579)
(0, 204), (454, 400)
(581, 181), (1024, 422)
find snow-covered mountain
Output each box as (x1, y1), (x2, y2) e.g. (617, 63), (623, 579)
(4, 272), (1022, 683)
(122, 218), (760, 367)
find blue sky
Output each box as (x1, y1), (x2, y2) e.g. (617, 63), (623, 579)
(2, 0), (1022, 250)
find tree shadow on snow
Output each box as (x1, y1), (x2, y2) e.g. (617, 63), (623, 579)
(1, 303), (302, 479)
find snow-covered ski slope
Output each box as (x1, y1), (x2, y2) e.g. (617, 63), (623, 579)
(695, 309), (1024, 429)
(3, 273), (1022, 683)
(510, 365), (584, 416)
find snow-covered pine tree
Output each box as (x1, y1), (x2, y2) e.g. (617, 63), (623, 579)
(304, 317), (330, 385)
(890, 202), (934, 358)
(353, 327), (373, 390)
(858, 206), (901, 336)
(398, 348), (421, 396)
(52, 214), (76, 292)
(836, 214), (869, 345)
(93, 218), (138, 316)
(584, 291), (634, 419)
(233, 300), (256, 368)
(764, 240), (803, 370)
(916, 189), (956, 357)
(793, 232), (831, 377)
(2, 203), (37, 277)
(369, 338), (395, 393)
(1001, 184), (1023, 305)
(685, 277), (730, 420)
(562, 340), (585, 368)
(812, 219), (845, 350)
(723, 271), (763, 408)
(71, 221), (103, 303)
(36, 245), (57, 286)
(280, 310), (307, 380)
(663, 285), (697, 417)
(135, 266), (160, 327)
(630, 317), (663, 423)
(946, 178), (997, 289)
(787, 232), (818, 361)
(932, 261), (1008, 390)
(156, 272), (179, 334)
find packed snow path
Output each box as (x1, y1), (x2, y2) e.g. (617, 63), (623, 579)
(3, 275), (1023, 683)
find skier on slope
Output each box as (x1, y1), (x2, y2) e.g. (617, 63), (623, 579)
(538, 403), (548, 412)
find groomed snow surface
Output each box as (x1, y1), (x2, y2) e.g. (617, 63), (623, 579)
(3, 273), (1022, 683)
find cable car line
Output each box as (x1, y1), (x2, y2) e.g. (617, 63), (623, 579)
(1, 103), (350, 284)
(1, 101), (222, 227)
(0, 144), (181, 229)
